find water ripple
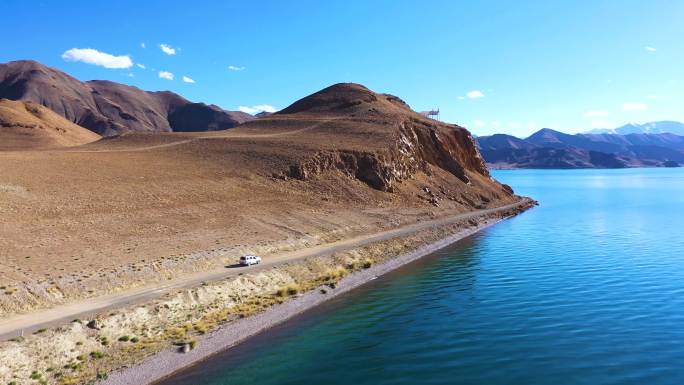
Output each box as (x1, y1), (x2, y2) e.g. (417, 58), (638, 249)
(158, 169), (684, 385)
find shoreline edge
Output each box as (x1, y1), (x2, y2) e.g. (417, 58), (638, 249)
(102, 200), (534, 385)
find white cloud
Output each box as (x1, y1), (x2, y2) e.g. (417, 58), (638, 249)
(136, 63), (146, 69)
(238, 104), (277, 114)
(182, 76), (195, 84)
(254, 104), (276, 112)
(467, 90), (485, 99)
(127, 73), (134, 78)
(61, 48), (133, 69)
(645, 46), (657, 52)
(473, 119), (486, 127)
(159, 44), (176, 55)
(457, 96), (465, 100)
(228, 65), (246, 71)
(583, 110), (609, 118)
(491, 121), (501, 128)
(141, 42), (146, 49)
(622, 102), (647, 111)
(158, 71), (174, 80)
(507, 122), (522, 129)
(590, 119), (612, 128)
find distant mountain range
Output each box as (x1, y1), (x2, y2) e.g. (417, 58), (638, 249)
(476, 125), (684, 169)
(588, 121), (684, 135)
(0, 60), (253, 136)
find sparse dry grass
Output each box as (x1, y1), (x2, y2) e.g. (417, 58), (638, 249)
(0, 206), (527, 385)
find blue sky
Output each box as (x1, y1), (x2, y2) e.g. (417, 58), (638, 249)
(1, 0), (682, 137)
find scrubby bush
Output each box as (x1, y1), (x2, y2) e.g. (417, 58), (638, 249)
(276, 283), (301, 297)
(193, 324), (207, 335)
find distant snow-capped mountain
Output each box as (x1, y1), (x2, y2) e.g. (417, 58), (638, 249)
(588, 121), (684, 135)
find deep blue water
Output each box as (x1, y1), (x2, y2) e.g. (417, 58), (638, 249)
(158, 169), (684, 385)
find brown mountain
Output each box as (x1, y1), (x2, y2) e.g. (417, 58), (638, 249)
(256, 83), (500, 192)
(0, 60), (253, 136)
(0, 98), (100, 150)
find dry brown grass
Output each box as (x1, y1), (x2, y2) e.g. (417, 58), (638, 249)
(0, 84), (521, 318)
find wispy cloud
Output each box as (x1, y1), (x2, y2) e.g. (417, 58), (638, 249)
(467, 90), (485, 99)
(136, 63), (146, 69)
(158, 71), (174, 80)
(591, 119), (612, 128)
(159, 44), (176, 55)
(583, 110), (609, 118)
(228, 65), (246, 71)
(457, 96), (465, 100)
(473, 119), (486, 127)
(238, 104), (276, 114)
(623, 102), (647, 111)
(647, 95), (662, 99)
(61, 48), (133, 69)
(140, 42), (146, 49)
(645, 46), (657, 52)
(507, 122), (522, 129)
(182, 76), (195, 84)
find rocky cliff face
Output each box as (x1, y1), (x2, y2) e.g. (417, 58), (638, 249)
(270, 83), (495, 193)
(0, 60), (253, 136)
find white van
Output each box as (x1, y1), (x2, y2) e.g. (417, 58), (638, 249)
(239, 255), (262, 266)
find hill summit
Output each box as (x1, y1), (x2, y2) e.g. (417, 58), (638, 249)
(248, 82), (495, 191)
(278, 83), (411, 115)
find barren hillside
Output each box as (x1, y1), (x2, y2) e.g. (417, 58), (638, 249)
(0, 83), (520, 314)
(0, 99), (100, 150)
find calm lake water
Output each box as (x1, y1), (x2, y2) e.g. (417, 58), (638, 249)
(158, 168), (684, 385)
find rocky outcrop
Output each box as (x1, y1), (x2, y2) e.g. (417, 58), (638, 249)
(286, 149), (415, 192)
(279, 84), (492, 192)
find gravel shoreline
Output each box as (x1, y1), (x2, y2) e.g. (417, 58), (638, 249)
(101, 215), (514, 385)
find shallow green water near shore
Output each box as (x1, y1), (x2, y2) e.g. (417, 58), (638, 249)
(159, 168), (684, 385)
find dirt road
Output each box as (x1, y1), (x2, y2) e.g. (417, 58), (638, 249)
(0, 200), (530, 340)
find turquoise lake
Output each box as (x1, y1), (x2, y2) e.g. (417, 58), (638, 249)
(158, 168), (684, 385)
